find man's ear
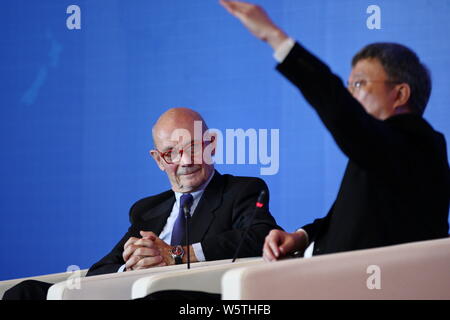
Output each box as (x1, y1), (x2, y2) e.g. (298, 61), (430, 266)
(150, 150), (165, 171)
(202, 132), (217, 165)
(209, 134), (217, 156)
(393, 83), (411, 110)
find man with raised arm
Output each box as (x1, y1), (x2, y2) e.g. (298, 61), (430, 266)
(220, 0), (449, 261)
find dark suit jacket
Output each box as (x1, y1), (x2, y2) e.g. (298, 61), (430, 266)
(87, 171), (281, 276)
(277, 43), (450, 255)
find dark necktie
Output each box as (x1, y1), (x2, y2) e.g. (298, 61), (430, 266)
(170, 193), (194, 245)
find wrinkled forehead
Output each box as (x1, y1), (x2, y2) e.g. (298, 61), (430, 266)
(154, 127), (192, 151)
(153, 120), (206, 151)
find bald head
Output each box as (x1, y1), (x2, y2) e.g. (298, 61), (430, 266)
(150, 107), (215, 193)
(152, 107), (208, 150)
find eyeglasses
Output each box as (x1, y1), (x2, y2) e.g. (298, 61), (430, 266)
(347, 79), (400, 92)
(155, 141), (204, 165)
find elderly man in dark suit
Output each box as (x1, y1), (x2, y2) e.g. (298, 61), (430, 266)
(3, 107), (280, 299)
(220, 0), (449, 261)
(88, 107), (280, 275)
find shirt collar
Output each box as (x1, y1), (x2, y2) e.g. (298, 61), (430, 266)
(174, 170), (215, 205)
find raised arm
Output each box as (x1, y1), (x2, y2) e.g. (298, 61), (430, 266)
(220, 0), (408, 172)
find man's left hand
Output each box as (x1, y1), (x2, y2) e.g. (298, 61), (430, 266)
(139, 231), (175, 266)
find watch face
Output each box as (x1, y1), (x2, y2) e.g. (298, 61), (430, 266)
(171, 245), (183, 256)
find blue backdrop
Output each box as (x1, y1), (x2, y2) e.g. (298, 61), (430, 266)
(1, 0), (449, 280)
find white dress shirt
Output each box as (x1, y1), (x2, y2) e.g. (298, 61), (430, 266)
(158, 171), (216, 261)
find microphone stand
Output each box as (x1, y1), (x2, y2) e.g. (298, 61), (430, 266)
(232, 190), (267, 263)
(183, 204), (191, 269)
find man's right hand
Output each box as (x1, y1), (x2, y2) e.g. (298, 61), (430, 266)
(122, 231), (166, 271)
(263, 229), (308, 262)
(219, 0), (288, 51)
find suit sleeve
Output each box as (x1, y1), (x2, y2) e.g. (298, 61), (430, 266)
(201, 178), (283, 260)
(276, 43), (408, 172)
(299, 202), (335, 244)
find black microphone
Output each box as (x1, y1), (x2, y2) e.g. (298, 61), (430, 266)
(183, 203), (191, 269)
(232, 190), (267, 263)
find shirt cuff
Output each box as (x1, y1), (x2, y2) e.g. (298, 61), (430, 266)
(273, 37), (296, 63)
(192, 242), (206, 262)
(118, 264), (126, 272)
(295, 228), (309, 247)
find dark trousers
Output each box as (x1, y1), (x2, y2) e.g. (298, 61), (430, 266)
(140, 290), (221, 300)
(2, 280), (52, 300)
(3, 282), (220, 300)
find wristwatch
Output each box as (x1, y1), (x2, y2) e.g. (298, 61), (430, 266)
(170, 245), (184, 265)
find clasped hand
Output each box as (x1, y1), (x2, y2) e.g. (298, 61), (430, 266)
(123, 231), (172, 271)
